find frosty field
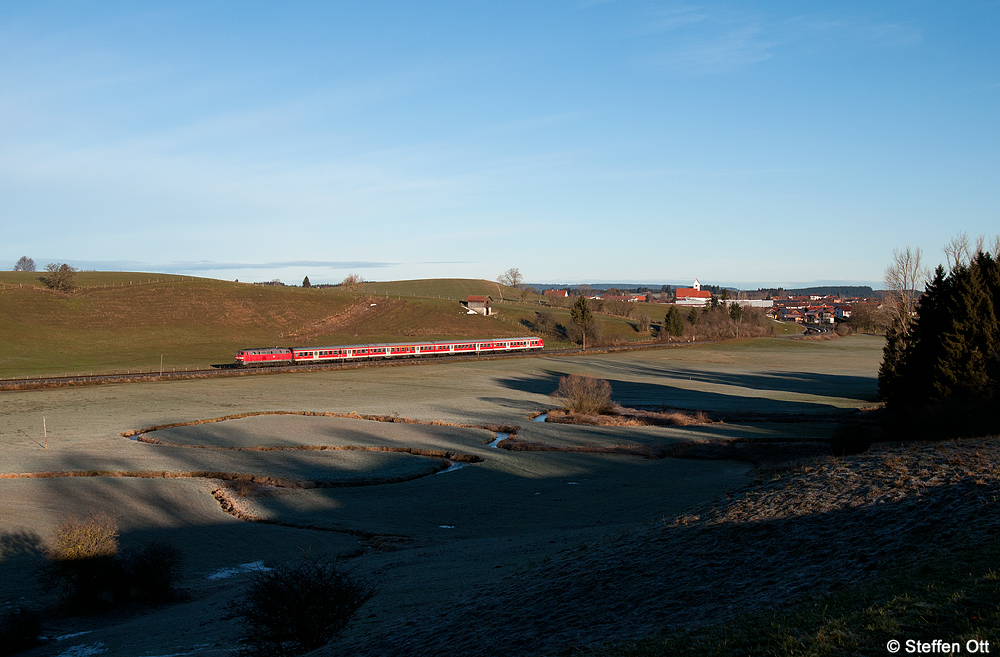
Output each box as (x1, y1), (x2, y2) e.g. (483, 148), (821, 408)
(0, 335), (883, 656)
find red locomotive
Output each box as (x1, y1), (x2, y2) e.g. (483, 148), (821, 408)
(235, 337), (543, 367)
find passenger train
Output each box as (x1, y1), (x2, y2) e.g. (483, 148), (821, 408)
(235, 337), (544, 367)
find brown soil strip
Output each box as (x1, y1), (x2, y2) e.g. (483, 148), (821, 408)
(541, 405), (875, 426)
(499, 435), (830, 466)
(131, 435), (484, 464)
(210, 487), (416, 551)
(121, 410), (519, 444)
(286, 299), (401, 339)
(0, 464), (451, 489)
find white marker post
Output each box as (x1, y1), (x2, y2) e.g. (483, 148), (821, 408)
(43, 416), (47, 449)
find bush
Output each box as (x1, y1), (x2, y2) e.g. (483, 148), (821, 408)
(237, 556), (377, 657)
(40, 513), (120, 608)
(40, 514), (182, 608)
(39, 263), (78, 292)
(555, 374), (613, 414)
(47, 513), (119, 561)
(117, 540), (184, 603)
(0, 606), (41, 656)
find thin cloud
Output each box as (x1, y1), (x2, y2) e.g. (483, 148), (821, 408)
(636, 6), (709, 34)
(63, 260), (396, 272)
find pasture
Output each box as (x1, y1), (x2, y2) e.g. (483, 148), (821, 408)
(0, 335), (884, 656)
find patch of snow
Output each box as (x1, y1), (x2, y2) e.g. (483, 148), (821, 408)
(54, 631), (93, 641)
(438, 525), (455, 529)
(206, 561), (271, 580)
(57, 642), (106, 657)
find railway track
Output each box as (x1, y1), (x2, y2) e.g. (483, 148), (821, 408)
(0, 340), (710, 392)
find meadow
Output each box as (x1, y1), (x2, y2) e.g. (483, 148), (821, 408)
(0, 334), (886, 656)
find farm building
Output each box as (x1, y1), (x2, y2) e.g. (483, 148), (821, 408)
(463, 295), (493, 315)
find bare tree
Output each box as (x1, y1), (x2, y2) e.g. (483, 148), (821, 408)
(341, 273), (365, 290)
(883, 247), (929, 337)
(13, 256), (36, 272)
(636, 310), (651, 333)
(41, 263), (78, 292)
(497, 267), (523, 290)
(603, 298), (633, 318)
(943, 232), (971, 271)
(847, 300), (880, 334)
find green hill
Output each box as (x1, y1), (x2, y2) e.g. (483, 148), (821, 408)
(0, 272), (675, 378)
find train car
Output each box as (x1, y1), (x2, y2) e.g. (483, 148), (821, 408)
(234, 347), (294, 366)
(236, 337), (543, 367)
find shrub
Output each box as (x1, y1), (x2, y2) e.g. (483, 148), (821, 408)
(237, 556), (377, 657)
(40, 514), (182, 608)
(555, 374), (613, 414)
(40, 513), (120, 608)
(0, 606), (41, 656)
(39, 263), (78, 292)
(117, 540), (184, 603)
(47, 513), (119, 561)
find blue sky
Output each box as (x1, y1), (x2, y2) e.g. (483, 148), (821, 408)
(2, 1), (998, 288)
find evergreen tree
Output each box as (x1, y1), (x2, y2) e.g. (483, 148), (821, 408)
(302, 276), (311, 288)
(664, 306), (685, 337)
(879, 247), (1000, 424)
(570, 296), (597, 348)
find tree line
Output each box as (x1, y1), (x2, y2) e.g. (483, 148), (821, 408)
(527, 295), (774, 348)
(878, 235), (1000, 437)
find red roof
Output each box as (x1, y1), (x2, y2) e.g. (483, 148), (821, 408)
(675, 288), (711, 298)
(466, 295), (491, 303)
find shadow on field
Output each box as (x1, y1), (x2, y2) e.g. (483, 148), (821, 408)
(0, 530), (46, 600)
(595, 361), (879, 403)
(349, 482), (989, 657)
(495, 368), (867, 415)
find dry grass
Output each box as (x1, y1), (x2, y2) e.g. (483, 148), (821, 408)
(0, 463), (457, 489)
(544, 406), (713, 427)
